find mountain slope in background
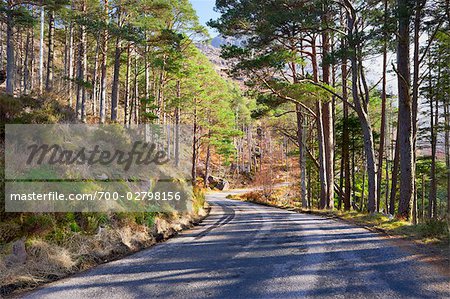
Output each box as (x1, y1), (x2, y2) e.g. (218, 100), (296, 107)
(211, 35), (244, 48)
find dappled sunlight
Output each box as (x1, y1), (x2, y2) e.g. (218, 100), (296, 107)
(21, 193), (450, 298)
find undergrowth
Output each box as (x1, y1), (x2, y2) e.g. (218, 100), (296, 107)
(0, 94), (209, 297)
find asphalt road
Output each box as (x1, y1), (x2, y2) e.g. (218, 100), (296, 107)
(22, 190), (450, 298)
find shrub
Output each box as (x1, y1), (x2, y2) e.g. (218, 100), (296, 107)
(69, 221), (81, 233)
(0, 221), (21, 244)
(418, 220), (449, 239)
(135, 212), (156, 228)
(193, 187), (205, 214)
(22, 214), (56, 237)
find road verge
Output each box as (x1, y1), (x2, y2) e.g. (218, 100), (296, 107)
(0, 202), (210, 298)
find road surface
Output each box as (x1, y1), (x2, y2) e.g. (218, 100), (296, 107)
(22, 190), (450, 298)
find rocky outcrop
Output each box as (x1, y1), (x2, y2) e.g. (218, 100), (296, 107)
(207, 176), (230, 191)
(4, 239), (27, 266)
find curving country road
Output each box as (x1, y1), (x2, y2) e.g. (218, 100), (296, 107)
(22, 190), (450, 299)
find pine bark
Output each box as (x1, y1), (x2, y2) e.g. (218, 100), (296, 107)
(389, 125), (400, 215)
(92, 35), (100, 116)
(68, 21), (74, 106)
(76, 1), (87, 120)
(396, 0), (414, 219)
(321, 8), (334, 209)
(429, 70), (438, 218)
(81, 27), (87, 122)
(377, 0), (389, 212)
(297, 104), (307, 208)
(6, 2), (15, 95)
(317, 100), (328, 209)
(204, 131), (211, 188)
(342, 56), (351, 211)
(340, 9), (351, 211)
(411, 0), (426, 224)
(38, 6), (44, 94)
(99, 0), (109, 123)
(192, 98), (198, 183)
(111, 35), (121, 121)
(124, 44), (131, 125)
(45, 10), (55, 92)
(23, 30), (30, 94)
(175, 80), (181, 167)
(311, 36), (328, 209)
(445, 98), (450, 225)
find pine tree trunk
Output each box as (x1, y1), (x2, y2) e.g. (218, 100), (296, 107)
(0, 23), (3, 70)
(6, 5), (15, 96)
(422, 174), (426, 222)
(157, 64), (165, 123)
(38, 6), (44, 94)
(411, 0), (425, 223)
(92, 34), (100, 115)
(23, 30), (30, 94)
(145, 35), (150, 101)
(311, 36), (328, 209)
(64, 25), (68, 85)
(99, 0), (109, 124)
(247, 125), (253, 171)
(361, 161), (366, 210)
(339, 9), (350, 209)
(29, 26), (34, 91)
(192, 98), (198, 184)
(323, 101), (334, 209)
(321, 10), (334, 209)
(124, 43), (131, 126)
(45, 10), (55, 92)
(204, 132), (211, 188)
(76, 1), (86, 120)
(68, 21), (74, 106)
(175, 80), (181, 167)
(81, 28), (87, 122)
(389, 125), (400, 215)
(445, 98), (450, 225)
(111, 36), (121, 121)
(317, 101), (328, 209)
(377, 0), (389, 212)
(428, 84), (435, 218)
(352, 139), (356, 208)
(17, 28), (23, 96)
(297, 104), (307, 208)
(143, 35), (151, 139)
(301, 119), (308, 209)
(307, 164), (312, 208)
(133, 52), (139, 124)
(396, 0), (414, 219)
(342, 58), (351, 211)
(385, 100), (393, 211)
(429, 75), (438, 218)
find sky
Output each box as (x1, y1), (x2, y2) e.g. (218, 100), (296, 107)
(189, 0), (220, 37)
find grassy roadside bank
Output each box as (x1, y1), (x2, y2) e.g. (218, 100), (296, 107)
(227, 188), (449, 251)
(0, 191), (210, 298)
(0, 95), (212, 297)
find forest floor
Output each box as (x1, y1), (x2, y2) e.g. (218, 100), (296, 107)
(227, 186), (450, 278)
